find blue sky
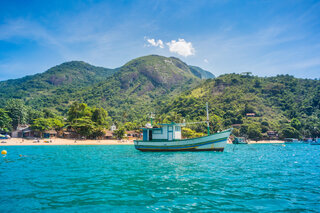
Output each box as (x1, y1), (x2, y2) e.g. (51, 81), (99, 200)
(0, 0), (320, 81)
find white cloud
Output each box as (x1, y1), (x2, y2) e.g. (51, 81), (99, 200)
(147, 38), (164, 48)
(166, 38), (195, 57)
(204, 58), (209, 63)
(144, 37), (195, 57)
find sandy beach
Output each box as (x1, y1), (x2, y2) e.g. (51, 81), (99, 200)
(248, 140), (285, 144)
(227, 138), (285, 144)
(0, 138), (134, 146)
(0, 138), (285, 146)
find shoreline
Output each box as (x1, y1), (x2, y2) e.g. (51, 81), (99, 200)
(0, 138), (286, 146)
(0, 138), (134, 146)
(248, 140), (285, 144)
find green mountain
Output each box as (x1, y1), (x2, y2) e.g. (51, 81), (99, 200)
(159, 74), (320, 139)
(2, 55), (318, 139)
(0, 61), (117, 107)
(72, 55), (205, 122)
(0, 55), (212, 120)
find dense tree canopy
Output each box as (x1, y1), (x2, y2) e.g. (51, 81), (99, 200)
(0, 59), (319, 140)
(158, 74), (320, 139)
(5, 99), (28, 129)
(67, 102), (92, 122)
(113, 128), (126, 139)
(91, 107), (112, 126)
(0, 109), (12, 132)
(281, 127), (301, 139)
(31, 117), (64, 135)
(67, 102), (112, 138)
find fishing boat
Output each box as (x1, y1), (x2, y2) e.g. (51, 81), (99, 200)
(310, 138), (320, 145)
(303, 138), (313, 144)
(134, 103), (232, 152)
(232, 137), (248, 144)
(284, 138), (303, 144)
(0, 134), (10, 139)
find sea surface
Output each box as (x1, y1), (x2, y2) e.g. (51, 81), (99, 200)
(0, 144), (319, 212)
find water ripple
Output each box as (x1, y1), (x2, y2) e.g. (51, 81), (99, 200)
(0, 144), (319, 212)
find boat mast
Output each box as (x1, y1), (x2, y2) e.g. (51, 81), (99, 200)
(150, 112), (155, 126)
(206, 102), (210, 135)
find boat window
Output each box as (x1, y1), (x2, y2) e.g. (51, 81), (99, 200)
(152, 129), (162, 134)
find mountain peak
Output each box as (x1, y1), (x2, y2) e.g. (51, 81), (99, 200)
(118, 55), (198, 89)
(121, 54), (214, 80)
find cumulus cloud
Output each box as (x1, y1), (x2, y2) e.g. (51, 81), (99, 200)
(166, 38), (195, 57)
(146, 38), (164, 48)
(144, 37), (195, 57)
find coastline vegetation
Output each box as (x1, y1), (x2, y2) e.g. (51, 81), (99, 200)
(159, 74), (320, 140)
(0, 56), (319, 140)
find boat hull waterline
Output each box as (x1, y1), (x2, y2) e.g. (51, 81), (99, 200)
(134, 129), (231, 152)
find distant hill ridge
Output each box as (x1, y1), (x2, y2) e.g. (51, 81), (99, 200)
(0, 55), (215, 119)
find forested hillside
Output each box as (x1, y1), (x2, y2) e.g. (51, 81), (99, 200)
(1, 55), (318, 139)
(158, 74), (320, 139)
(0, 61), (117, 110)
(76, 55), (206, 122)
(0, 55), (213, 121)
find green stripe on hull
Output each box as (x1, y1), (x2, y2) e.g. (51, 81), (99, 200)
(138, 148), (224, 152)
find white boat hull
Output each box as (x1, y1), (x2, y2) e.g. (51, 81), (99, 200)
(134, 129), (232, 152)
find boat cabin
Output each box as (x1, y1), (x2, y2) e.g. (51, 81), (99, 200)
(142, 122), (182, 141)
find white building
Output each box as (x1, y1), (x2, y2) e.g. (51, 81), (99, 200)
(110, 124), (117, 131)
(11, 124), (29, 138)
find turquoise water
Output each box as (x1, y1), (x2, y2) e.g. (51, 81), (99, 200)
(0, 144), (319, 212)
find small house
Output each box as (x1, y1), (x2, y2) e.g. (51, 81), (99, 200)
(22, 128), (35, 138)
(11, 125), (29, 138)
(110, 124), (117, 131)
(246, 113), (256, 117)
(63, 131), (78, 139)
(43, 130), (57, 138)
(126, 131), (140, 139)
(267, 131), (278, 137)
(105, 131), (114, 139)
(267, 131), (278, 139)
(142, 122), (182, 141)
